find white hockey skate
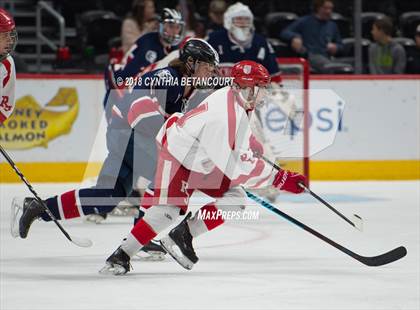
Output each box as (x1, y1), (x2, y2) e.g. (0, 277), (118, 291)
(10, 196), (24, 238)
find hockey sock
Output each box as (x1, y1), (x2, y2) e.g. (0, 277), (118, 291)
(41, 190), (83, 221)
(187, 204), (225, 238)
(187, 187), (248, 238)
(40, 188), (126, 221)
(122, 205), (180, 257)
(133, 188), (154, 225)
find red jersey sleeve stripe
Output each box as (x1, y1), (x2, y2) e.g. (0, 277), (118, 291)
(2, 58), (11, 87)
(127, 96), (160, 127)
(227, 89), (236, 150)
(231, 159), (265, 186)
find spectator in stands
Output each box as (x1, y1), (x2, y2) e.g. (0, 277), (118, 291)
(179, 1), (207, 38)
(406, 24), (420, 74)
(280, 0), (343, 73)
(121, 0), (158, 53)
(206, 0), (227, 34)
(369, 17), (406, 74)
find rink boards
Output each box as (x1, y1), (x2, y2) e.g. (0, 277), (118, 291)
(0, 74), (419, 182)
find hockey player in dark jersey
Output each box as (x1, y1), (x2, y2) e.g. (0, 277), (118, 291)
(90, 8), (186, 223)
(11, 39), (220, 259)
(104, 8), (186, 121)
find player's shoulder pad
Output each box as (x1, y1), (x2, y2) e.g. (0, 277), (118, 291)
(136, 31), (159, 46)
(135, 66), (181, 91)
(252, 33), (270, 46)
(151, 66), (179, 79)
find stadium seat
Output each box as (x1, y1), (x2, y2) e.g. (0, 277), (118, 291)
(393, 37), (416, 56)
(322, 62), (354, 74)
(399, 12), (420, 38)
(108, 37), (122, 49)
(267, 38), (297, 57)
(254, 16), (264, 34)
(76, 10), (122, 55)
(331, 12), (351, 38)
(362, 0), (397, 16)
(393, 37), (416, 47)
(55, 0), (100, 27)
(273, 0), (312, 17)
(101, 0), (132, 17)
(361, 12), (386, 40)
(339, 37), (371, 72)
(264, 12), (299, 38)
(395, 0), (420, 16)
(341, 37), (371, 58)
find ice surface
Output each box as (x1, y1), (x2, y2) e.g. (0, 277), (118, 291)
(1, 181), (419, 310)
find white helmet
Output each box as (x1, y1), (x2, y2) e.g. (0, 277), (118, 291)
(223, 2), (254, 45)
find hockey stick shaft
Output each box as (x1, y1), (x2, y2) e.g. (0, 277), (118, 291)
(245, 189), (406, 266)
(0, 144), (92, 247)
(261, 155), (361, 230)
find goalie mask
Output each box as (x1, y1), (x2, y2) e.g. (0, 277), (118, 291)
(224, 2), (254, 46)
(159, 8), (185, 47)
(0, 8), (17, 62)
(231, 60), (270, 110)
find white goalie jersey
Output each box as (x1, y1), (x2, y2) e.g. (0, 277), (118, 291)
(157, 86), (276, 189)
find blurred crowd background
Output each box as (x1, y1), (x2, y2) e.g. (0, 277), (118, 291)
(1, 0), (420, 74)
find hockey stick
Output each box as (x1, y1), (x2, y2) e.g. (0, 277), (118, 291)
(0, 144), (92, 248)
(262, 155), (363, 231)
(245, 189), (407, 266)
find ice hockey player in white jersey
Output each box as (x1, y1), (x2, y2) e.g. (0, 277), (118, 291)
(0, 8), (17, 123)
(100, 60), (307, 275)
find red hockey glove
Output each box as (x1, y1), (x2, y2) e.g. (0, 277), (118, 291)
(249, 134), (264, 157)
(272, 170), (307, 194)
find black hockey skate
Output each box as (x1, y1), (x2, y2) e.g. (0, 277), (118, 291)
(160, 212), (198, 270)
(11, 197), (45, 239)
(99, 246), (132, 275)
(135, 240), (167, 261)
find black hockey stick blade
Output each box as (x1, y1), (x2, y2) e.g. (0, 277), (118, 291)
(245, 189), (407, 267)
(356, 246), (407, 267)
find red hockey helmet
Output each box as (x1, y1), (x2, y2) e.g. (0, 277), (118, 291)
(231, 60), (270, 110)
(231, 60), (270, 88)
(0, 8), (18, 61)
(0, 8), (15, 32)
